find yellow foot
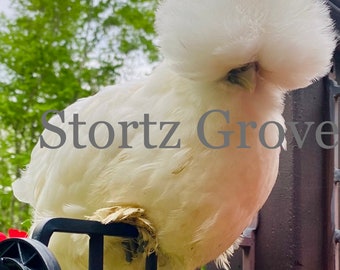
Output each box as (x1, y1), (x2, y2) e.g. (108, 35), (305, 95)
(88, 205), (158, 261)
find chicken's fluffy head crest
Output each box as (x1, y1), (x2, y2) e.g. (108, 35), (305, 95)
(156, 0), (337, 90)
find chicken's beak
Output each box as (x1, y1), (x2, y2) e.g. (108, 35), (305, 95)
(226, 62), (257, 93)
(237, 64), (257, 93)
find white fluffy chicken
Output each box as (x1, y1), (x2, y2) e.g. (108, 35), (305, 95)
(13, 0), (336, 269)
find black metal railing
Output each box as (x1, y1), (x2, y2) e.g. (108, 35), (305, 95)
(32, 218), (158, 270)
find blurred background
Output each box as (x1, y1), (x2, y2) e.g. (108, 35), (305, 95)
(0, 0), (159, 232)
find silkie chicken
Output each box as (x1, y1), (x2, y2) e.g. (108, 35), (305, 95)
(13, 0), (336, 269)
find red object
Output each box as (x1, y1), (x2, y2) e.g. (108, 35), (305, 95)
(0, 229), (28, 242)
(0, 232), (7, 242)
(8, 228), (28, 238)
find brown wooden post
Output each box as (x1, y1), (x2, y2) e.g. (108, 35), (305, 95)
(254, 78), (335, 270)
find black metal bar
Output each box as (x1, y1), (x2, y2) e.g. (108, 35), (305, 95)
(31, 218), (158, 269)
(32, 218), (139, 246)
(89, 234), (104, 270)
(145, 252), (158, 270)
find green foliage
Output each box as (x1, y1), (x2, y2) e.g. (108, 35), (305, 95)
(0, 0), (158, 232)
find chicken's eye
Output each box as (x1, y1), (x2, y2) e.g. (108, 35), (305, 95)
(226, 63), (257, 83)
(225, 62), (258, 92)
